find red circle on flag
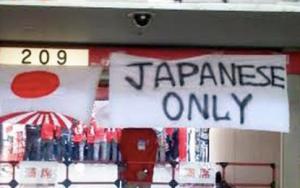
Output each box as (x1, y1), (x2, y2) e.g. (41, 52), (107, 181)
(11, 71), (60, 98)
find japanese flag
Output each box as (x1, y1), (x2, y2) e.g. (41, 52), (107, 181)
(0, 65), (102, 123)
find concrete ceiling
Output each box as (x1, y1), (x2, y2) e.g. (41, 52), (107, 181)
(0, 4), (300, 48)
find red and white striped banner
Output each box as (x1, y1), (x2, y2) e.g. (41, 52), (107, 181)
(0, 111), (76, 128)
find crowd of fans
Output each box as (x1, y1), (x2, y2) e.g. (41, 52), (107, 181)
(22, 122), (182, 163)
(23, 121), (122, 162)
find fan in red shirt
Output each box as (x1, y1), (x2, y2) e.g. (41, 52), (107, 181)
(40, 123), (56, 161)
(120, 128), (158, 188)
(72, 123), (85, 161)
(107, 128), (122, 162)
(93, 124), (108, 161)
(85, 124), (95, 161)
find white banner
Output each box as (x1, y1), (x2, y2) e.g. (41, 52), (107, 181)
(110, 53), (289, 132)
(0, 65), (102, 123)
(94, 100), (110, 126)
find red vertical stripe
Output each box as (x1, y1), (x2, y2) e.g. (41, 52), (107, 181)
(287, 52), (300, 74)
(178, 128), (187, 161)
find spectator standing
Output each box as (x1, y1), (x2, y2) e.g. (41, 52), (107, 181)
(93, 125), (107, 161)
(107, 128), (122, 162)
(171, 128), (179, 161)
(85, 123), (95, 161)
(164, 128), (179, 161)
(72, 123), (85, 161)
(40, 123), (56, 161)
(56, 125), (72, 162)
(164, 128), (173, 161)
(115, 128), (122, 162)
(23, 124), (41, 161)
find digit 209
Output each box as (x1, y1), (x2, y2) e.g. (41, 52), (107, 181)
(21, 49), (67, 65)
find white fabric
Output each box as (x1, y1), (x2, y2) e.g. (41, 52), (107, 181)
(94, 100), (110, 126)
(0, 65), (102, 124)
(109, 53), (289, 132)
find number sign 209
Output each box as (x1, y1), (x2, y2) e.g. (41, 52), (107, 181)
(22, 49), (67, 65)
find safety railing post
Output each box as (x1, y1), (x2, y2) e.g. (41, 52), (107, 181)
(169, 160), (178, 188)
(270, 163), (276, 188)
(217, 162), (276, 188)
(8, 161), (19, 188)
(60, 160), (72, 188)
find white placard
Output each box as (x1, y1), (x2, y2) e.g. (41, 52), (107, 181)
(177, 162), (217, 184)
(15, 161), (65, 186)
(0, 163), (13, 183)
(110, 53), (289, 132)
(0, 47), (89, 66)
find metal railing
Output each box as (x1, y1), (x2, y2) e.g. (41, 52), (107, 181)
(0, 160), (215, 188)
(0, 160), (276, 188)
(217, 162), (276, 188)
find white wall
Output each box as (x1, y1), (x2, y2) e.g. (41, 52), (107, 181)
(209, 75), (300, 188)
(283, 75), (300, 188)
(210, 128), (280, 187)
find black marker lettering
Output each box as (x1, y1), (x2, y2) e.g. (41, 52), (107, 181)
(155, 62), (176, 88)
(256, 66), (271, 86)
(188, 93), (209, 120)
(177, 62), (199, 86)
(213, 95), (230, 121)
(125, 62), (153, 90)
(271, 66), (285, 89)
(162, 92), (184, 120)
(200, 62), (217, 86)
(237, 65), (257, 86)
(219, 62), (236, 86)
(231, 93), (253, 124)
